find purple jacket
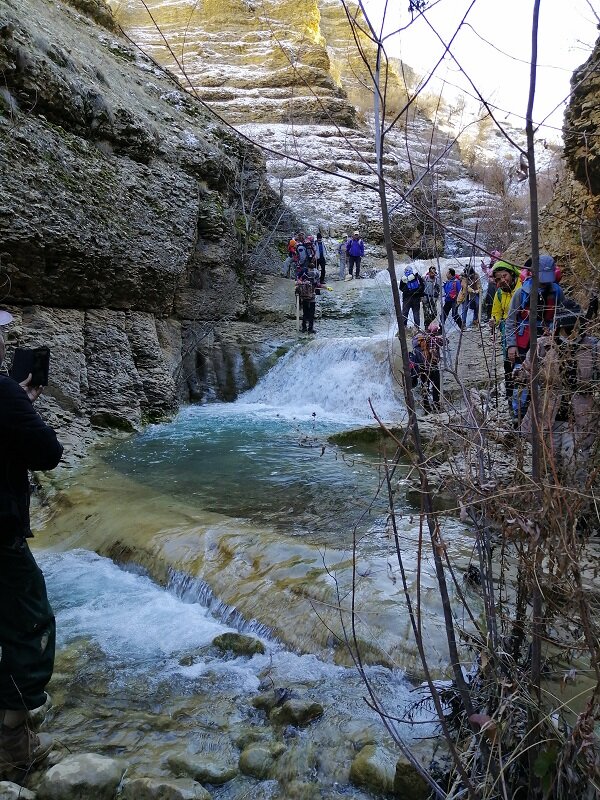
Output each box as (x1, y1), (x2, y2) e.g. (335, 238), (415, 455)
(346, 238), (364, 258)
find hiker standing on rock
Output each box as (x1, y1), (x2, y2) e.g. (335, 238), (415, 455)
(399, 266), (425, 330)
(441, 268), (464, 330)
(422, 266), (440, 327)
(489, 260), (522, 415)
(518, 302), (600, 479)
(315, 233), (328, 284)
(460, 265), (482, 328)
(0, 326), (62, 772)
(296, 264), (325, 335)
(337, 234), (350, 279)
(346, 231), (364, 279)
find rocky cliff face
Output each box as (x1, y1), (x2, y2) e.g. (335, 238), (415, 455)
(1, 0), (289, 455)
(111, 0), (507, 251)
(536, 35), (600, 284)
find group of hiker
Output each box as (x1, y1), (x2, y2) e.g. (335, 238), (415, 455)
(405, 251), (600, 478)
(285, 230), (366, 334)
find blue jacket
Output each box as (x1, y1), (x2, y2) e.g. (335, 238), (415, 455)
(443, 277), (461, 302)
(346, 238), (364, 258)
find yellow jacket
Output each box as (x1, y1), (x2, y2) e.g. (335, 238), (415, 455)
(491, 280), (522, 324)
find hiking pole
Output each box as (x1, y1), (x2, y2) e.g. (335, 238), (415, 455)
(492, 326), (499, 409)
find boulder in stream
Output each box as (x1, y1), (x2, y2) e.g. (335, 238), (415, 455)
(349, 743), (397, 795)
(119, 776), (212, 800)
(269, 699), (324, 728)
(211, 632), (265, 657)
(37, 752), (126, 800)
(394, 759), (430, 800)
(238, 743), (285, 780)
(167, 753), (237, 785)
(0, 782), (36, 800)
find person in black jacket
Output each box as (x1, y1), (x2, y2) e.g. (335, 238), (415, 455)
(399, 267), (425, 329)
(0, 330), (63, 771)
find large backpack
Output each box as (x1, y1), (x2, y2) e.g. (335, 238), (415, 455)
(405, 274), (421, 292)
(298, 280), (316, 302)
(447, 278), (460, 300)
(515, 281), (563, 350)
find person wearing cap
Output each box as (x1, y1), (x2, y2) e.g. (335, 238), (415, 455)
(315, 232), (328, 284)
(346, 231), (365, 279)
(518, 301), (600, 478)
(0, 328), (63, 771)
(489, 260), (522, 413)
(505, 255), (565, 365)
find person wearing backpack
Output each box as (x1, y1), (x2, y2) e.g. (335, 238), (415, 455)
(505, 255), (565, 365)
(399, 267), (425, 329)
(460, 265), (482, 328)
(518, 301), (599, 479)
(410, 322), (445, 412)
(489, 260), (522, 414)
(294, 234), (309, 279)
(296, 265), (324, 334)
(422, 266), (440, 326)
(346, 231), (365, 278)
(441, 268), (464, 330)
(304, 236), (317, 270)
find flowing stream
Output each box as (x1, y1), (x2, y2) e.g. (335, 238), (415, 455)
(35, 267), (473, 797)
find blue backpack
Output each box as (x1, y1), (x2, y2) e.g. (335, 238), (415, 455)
(405, 273), (420, 291)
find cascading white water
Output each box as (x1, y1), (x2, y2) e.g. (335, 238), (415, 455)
(240, 333), (406, 423)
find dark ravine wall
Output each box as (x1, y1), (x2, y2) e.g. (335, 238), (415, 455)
(534, 34), (600, 284)
(0, 0), (289, 457)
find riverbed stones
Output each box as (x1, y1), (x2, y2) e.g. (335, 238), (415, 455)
(37, 752), (126, 800)
(167, 753), (237, 785)
(119, 776), (212, 800)
(251, 688), (291, 713)
(268, 699), (324, 728)
(394, 759), (430, 800)
(0, 783), (36, 800)
(212, 632), (265, 657)
(238, 743), (285, 780)
(349, 743), (397, 796)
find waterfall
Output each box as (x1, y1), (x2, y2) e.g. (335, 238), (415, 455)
(239, 333), (406, 423)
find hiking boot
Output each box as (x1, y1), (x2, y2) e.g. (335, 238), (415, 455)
(308, 329), (316, 335)
(0, 722), (53, 771)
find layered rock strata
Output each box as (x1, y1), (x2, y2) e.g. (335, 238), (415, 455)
(0, 0), (287, 454)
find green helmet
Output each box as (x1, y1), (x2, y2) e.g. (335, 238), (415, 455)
(491, 260), (520, 277)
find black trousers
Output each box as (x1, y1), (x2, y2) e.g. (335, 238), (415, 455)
(0, 540), (55, 709)
(423, 296), (437, 326)
(301, 300), (316, 331)
(348, 255), (361, 277)
(402, 296), (421, 328)
(317, 256), (326, 284)
(441, 299), (463, 329)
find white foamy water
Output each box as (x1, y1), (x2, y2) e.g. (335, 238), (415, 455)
(41, 549), (435, 736)
(241, 334), (406, 424)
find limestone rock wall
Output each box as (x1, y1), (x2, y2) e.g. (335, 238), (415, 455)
(0, 0), (287, 454)
(537, 35), (600, 285)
